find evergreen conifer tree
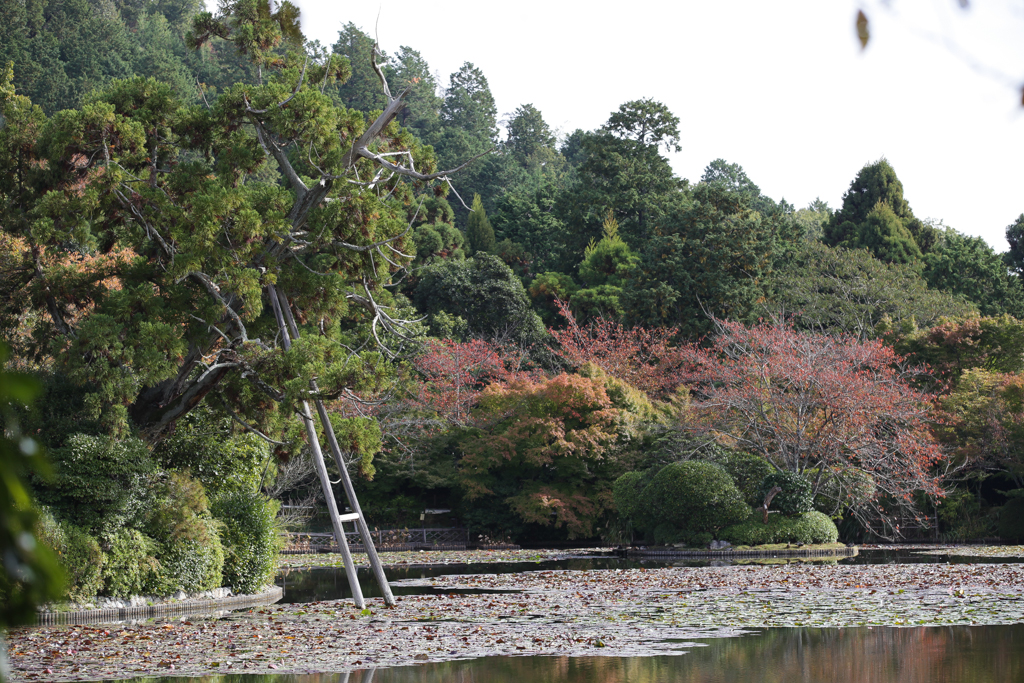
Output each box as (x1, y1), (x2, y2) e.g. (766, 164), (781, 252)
(466, 194), (495, 255)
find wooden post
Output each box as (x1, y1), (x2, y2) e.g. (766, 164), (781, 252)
(274, 287), (397, 607)
(268, 286), (365, 608)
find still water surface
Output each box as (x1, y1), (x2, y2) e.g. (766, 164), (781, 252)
(114, 624), (1024, 683)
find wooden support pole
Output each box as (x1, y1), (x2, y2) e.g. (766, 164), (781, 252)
(268, 285), (365, 608)
(274, 287), (397, 607)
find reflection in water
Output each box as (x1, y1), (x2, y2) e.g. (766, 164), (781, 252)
(115, 625), (1024, 683)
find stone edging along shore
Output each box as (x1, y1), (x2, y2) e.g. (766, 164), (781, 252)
(35, 586), (283, 626)
(626, 546), (858, 559)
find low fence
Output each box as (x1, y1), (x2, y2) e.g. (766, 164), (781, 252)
(284, 527), (478, 553)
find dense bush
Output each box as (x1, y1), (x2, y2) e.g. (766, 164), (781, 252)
(153, 407), (268, 497)
(145, 472), (224, 594)
(211, 490), (281, 594)
(643, 461), (750, 535)
(997, 496), (1024, 542)
(720, 511), (840, 546)
(36, 510), (105, 602)
(35, 434), (155, 535)
(719, 452), (774, 507)
(152, 533), (225, 594)
(759, 471), (813, 515)
(101, 529), (159, 598)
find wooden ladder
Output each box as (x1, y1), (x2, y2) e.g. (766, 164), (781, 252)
(268, 285), (396, 607)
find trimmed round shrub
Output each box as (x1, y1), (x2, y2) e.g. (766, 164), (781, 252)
(720, 452), (774, 507)
(720, 511), (840, 546)
(759, 471), (813, 515)
(211, 490), (281, 594)
(644, 461), (750, 535)
(101, 529), (159, 598)
(795, 511), (840, 543)
(997, 497), (1024, 543)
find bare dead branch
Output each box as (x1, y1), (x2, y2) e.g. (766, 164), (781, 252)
(353, 146), (492, 182)
(371, 43), (393, 102)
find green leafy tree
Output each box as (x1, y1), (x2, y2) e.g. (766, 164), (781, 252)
(492, 181), (569, 273)
(556, 100), (687, 265)
(792, 198), (831, 241)
(465, 193), (496, 255)
(573, 213), (639, 321)
(936, 369), (1024, 489)
(605, 98), (681, 152)
(623, 182), (794, 338)
(853, 201), (923, 267)
(505, 103), (558, 168)
(528, 272), (579, 326)
(410, 254), (546, 348)
(768, 241), (975, 341)
(426, 62), (506, 222)
(330, 22), (386, 113)
(701, 158), (792, 216)
(388, 46), (441, 135)
(924, 228), (1024, 318)
(1003, 213), (1024, 276)
(438, 62), (497, 142)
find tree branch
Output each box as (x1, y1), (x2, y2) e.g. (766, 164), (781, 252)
(244, 57), (309, 114)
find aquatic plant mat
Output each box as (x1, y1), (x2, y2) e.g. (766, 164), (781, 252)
(278, 548), (595, 569)
(626, 544), (855, 559)
(8, 562), (1024, 681)
(911, 545), (1024, 559)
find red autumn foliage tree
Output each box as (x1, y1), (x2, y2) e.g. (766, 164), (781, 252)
(410, 338), (511, 426)
(548, 299), (683, 398)
(680, 319), (946, 538)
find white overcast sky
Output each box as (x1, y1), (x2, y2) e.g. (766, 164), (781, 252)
(263, 0), (1024, 250)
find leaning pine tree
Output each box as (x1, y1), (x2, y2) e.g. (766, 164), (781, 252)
(0, 0), (484, 605)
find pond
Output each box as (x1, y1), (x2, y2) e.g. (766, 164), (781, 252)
(275, 548), (1018, 603)
(110, 624), (1024, 683)
(13, 548), (1024, 683)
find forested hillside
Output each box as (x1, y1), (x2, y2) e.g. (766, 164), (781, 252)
(3, 0), (1024, 606)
